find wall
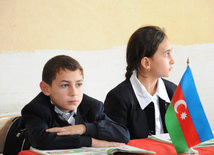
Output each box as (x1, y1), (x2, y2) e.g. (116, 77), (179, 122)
(1, 1), (214, 128)
(0, 0), (214, 51)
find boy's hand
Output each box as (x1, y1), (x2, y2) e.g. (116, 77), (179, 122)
(91, 138), (125, 147)
(46, 124), (86, 135)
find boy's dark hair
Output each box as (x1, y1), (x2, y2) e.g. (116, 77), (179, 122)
(42, 55), (83, 85)
(125, 25), (166, 79)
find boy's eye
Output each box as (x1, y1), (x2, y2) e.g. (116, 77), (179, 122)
(61, 84), (69, 88)
(75, 82), (83, 88)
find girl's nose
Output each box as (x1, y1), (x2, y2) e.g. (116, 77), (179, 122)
(170, 54), (175, 65)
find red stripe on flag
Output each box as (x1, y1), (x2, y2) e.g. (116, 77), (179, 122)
(172, 84), (201, 148)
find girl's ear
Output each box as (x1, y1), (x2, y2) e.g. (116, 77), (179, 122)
(40, 81), (51, 96)
(140, 57), (151, 71)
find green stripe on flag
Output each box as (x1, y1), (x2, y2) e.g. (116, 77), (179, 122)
(165, 103), (189, 154)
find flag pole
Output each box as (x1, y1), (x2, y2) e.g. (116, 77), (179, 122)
(182, 147), (198, 155)
(178, 57), (199, 154)
(187, 57), (189, 66)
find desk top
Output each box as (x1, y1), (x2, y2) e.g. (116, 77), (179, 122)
(128, 138), (214, 155)
(18, 138), (214, 155)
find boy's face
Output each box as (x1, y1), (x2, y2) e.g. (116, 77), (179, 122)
(45, 69), (84, 112)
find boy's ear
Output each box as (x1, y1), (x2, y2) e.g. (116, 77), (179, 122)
(140, 57), (151, 71)
(40, 81), (51, 96)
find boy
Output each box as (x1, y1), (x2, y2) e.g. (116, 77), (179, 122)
(21, 55), (129, 150)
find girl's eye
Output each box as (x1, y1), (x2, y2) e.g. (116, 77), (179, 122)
(165, 52), (169, 57)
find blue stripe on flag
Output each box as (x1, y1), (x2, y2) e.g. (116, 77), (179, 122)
(180, 66), (213, 142)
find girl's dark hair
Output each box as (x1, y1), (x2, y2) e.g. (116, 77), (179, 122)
(125, 25), (166, 79)
(42, 55), (83, 85)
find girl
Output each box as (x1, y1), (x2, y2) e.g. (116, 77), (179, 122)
(104, 26), (177, 139)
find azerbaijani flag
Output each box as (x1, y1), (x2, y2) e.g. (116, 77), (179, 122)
(165, 65), (214, 154)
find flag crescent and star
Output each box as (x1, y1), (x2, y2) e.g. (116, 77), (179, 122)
(174, 100), (187, 120)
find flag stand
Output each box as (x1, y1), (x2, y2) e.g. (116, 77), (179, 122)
(180, 147), (198, 155)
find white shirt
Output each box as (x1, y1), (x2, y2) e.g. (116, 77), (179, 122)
(130, 71), (170, 134)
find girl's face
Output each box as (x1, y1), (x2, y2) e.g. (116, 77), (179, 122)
(47, 69), (84, 112)
(149, 36), (174, 78)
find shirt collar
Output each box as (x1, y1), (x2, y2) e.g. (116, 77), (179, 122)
(130, 71), (170, 110)
(156, 78), (171, 103)
(51, 100), (77, 125)
(50, 100), (77, 114)
(54, 105), (77, 117)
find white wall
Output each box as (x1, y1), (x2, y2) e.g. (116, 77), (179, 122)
(0, 47), (126, 114)
(1, 44), (214, 129)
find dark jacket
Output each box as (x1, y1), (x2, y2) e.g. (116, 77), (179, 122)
(22, 92), (130, 150)
(104, 78), (176, 139)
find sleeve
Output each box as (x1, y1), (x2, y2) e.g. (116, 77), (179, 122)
(21, 103), (92, 150)
(82, 99), (130, 143)
(104, 90), (130, 130)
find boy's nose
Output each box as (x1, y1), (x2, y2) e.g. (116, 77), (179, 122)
(69, 86), (77, 96)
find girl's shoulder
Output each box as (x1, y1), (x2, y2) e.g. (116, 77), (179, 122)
(106, 79), (136, 100)
(162, 78), (177, 89)
(110, 79), (132, 92)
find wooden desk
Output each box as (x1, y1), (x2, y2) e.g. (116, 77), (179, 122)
(18, 138), (214, 155)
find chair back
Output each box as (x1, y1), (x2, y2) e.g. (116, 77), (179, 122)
(0, 114), (20, 153)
